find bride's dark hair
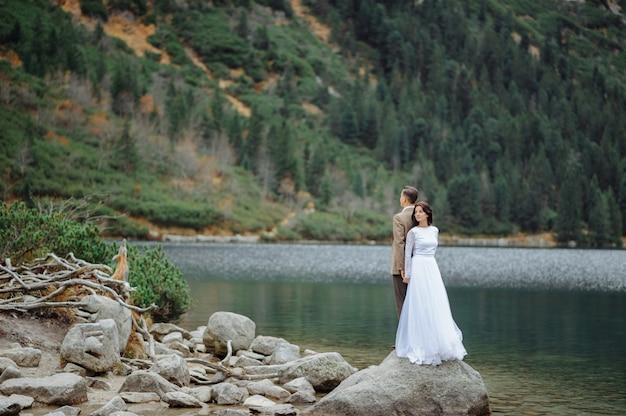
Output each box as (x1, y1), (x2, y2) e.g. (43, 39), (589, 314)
(412, 201), (433, 226)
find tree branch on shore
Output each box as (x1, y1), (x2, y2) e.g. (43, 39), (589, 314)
(0, 249), (157, 357)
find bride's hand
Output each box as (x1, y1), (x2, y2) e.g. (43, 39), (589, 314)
(402, 277), (410, 283)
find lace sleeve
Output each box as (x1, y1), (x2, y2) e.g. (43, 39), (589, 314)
(404, 228), (415, 279)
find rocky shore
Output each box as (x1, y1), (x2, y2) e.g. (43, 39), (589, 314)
(0, 304), (492, 416)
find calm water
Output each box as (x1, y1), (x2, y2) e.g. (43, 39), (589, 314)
(153, 242), (626, 415)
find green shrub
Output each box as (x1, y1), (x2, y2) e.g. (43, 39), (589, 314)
(0, 201), (111, 265)
(124, 244), (191, 322)
(0, 202), (191, 322)
(112, 198), (222, 230)
(293, 211), (359, 241)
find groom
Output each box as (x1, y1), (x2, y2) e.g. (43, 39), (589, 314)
(390, 185), (419, 318)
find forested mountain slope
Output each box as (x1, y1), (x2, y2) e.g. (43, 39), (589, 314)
(1, 0), (625, 247)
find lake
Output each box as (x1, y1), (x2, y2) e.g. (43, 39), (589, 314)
(153, 242), (626, 415)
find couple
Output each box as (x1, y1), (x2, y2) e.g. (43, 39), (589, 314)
(390, 185), (466, 365)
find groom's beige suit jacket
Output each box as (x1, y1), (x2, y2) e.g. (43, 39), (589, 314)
(390, 206), (415, 275)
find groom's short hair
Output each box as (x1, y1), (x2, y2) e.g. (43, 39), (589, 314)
(402, 186), (419, 204)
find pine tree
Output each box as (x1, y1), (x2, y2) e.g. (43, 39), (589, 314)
(555, 154), (584, 243)
(588, 189), (610, 247)
(113, 121), (139, 174)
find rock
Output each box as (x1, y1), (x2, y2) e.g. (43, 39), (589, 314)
(7, 393), (34, 409)
(303, 353), (491, 416)
(0, 358), (19, 372)
(47, 405), (81, 416)
(237, 350), (266, 361)
(0, 346), (41, 367)
(247, 378), (275, 396)
(277, 352), (356, 392)
(266, 385), (290, 400)
(165, 340), (191, 357)
(90, 396), (127, 416)
(152, 341), (183, 357)
(212, 382), (245, 405)
(80, 295), (133, 352)
(86, 377), (111, 390)
(203, 312), (256, 355)
(119, 392), (160, 403)
(250, 336), (289, 356)
(269, 343), (300, 365)
(0, 365), (21, 383)
(149, 354), (190, 387)
(234, 355), (264, 367)
(149, 323), (191, 341)
(286, 391), (316, 405)
(118, 370), (180, 399)
(161, 331), (184, 344)
(61, 363), (88, 376)
(243, 394), (276, 407)
(187, 386), (212, 403)
(213, 410), (250, 416)
(0, 373), (88, 405)
(60, 319), (120, 373)
(162, 391), (205, 408)
(249, 403), (299, 415)
(282, 377), (315, 395)
(0, 396), (21, 416)
(109, 412), (140, 416)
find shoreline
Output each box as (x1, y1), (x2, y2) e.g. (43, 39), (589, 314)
(134, 232), (563, 249)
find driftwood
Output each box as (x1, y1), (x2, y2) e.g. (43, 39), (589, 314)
(0, 242), (157, 359)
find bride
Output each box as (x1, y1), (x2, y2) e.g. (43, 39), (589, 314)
(395, 201), (467, 365)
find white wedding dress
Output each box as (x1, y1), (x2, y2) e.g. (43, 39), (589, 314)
(395, 225), (467, 365)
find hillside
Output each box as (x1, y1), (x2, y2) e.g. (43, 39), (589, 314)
(1, 0), (625, 247)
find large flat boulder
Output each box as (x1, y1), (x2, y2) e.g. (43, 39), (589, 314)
(0, 373), (88, 405)
(303, 352), (491, 416)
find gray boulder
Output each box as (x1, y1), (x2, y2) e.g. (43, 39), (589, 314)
(278, 352), (356, 392)
(90, 396), (127, 416)
(0, 347), (41, 367)
(283, 376), (315, 395)
(162, 391), (205, 408)
(4, 394), (33, 410)
(0, 396), (21, 416)
(247, 378), (275, 396)
(203, 312), (256, 355)
(60, 319), (120, 373)
(80, 295), (132, 352)
(149, 322), (191, 341)
(149, 354), (190, 387)
(303, 353), (491, 416)
(0, 373), (88, 405)
(45, 405), (81, 416)
(286, 391), (317, 405)
(187, 386), (212, 403)
(117, 370), (180, 399)
(269, 342), (300, 365)
(250, 335), (289, 356)
(243, 394), (275, 407)
(0, 357), (19, 372)
(0, 365), (21, 383)
(119, 392), (160, 403)
(212, 382), (245, 405)
(249, 403), (299, 415)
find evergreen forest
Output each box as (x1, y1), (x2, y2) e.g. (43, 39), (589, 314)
(1, 0), (625, 247)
